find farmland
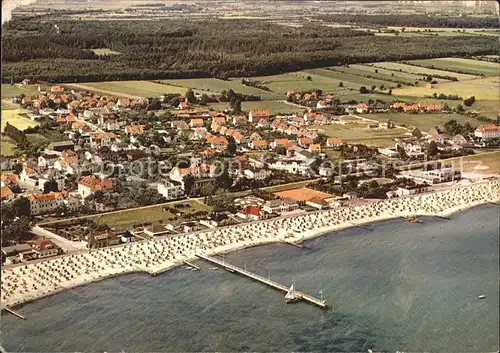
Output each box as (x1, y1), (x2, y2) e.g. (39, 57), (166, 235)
(159, 78), (282, 100)
(1, 136), (18, 156)
(369, 62), (479, 80)
(393, 76), (500, 101)
(90, 48), (121, 56)
(1, 84), (39, 99)
(67, 81), (187, 99)
(364, 112), (478, 132)
(1, 109), (38, 131)
(407, 58), (500, 77)
(319, 123), (408, 146)
(208, 100), (303, 115)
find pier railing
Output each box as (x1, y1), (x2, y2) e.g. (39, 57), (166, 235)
(195, 254), (328, 309)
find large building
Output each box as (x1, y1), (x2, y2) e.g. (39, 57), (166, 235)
(474, 124), (500, 139)
(78, 176), (113, 198)
(157, 180), (185, 200)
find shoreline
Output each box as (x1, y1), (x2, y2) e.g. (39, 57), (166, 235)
(2, 180), (499, 312)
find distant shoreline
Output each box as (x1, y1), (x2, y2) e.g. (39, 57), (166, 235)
(2, 180), (499, 311)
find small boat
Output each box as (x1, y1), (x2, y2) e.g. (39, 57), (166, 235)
(478, 295), (486, 299)
(285, 282), (298, 303)
(209, 267), (219, 270)
(184, 266), (193, 270)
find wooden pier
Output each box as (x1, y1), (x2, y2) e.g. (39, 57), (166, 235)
(196, 254), (328, 309)
(183, 260), (201, 270)
(3, 307), (25, 320)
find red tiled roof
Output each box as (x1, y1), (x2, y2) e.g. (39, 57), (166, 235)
(78, 176), (113, 191)
(239, 205), (261, 217)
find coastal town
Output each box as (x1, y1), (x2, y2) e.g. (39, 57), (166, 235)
(1, 77), (499, 309)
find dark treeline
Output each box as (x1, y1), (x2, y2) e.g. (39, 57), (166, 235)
(1, 18), (498, 83)
(315, 14), (499, 28)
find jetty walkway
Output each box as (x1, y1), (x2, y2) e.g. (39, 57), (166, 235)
(196, 254), (328, 309)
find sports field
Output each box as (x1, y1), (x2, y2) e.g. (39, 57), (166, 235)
(407, 58), (500, 77)
(274, 187), (334, 202)
(1, 109), (38, 131)
(320, 123), (407, 143)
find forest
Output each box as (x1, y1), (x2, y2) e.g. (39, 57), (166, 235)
(2, 17), (498, 83)
(315, 14), (500, 28)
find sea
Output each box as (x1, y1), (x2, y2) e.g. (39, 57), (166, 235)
(2, 205), (499, 352)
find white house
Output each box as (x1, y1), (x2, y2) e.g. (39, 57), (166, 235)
(243, 168), (272, 180)
(157, 180), (185, 200)
(262, 198), (299, 214)
(474, 124), (500, 139)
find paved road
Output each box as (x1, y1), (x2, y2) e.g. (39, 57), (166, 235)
(31, 225), (87, 252)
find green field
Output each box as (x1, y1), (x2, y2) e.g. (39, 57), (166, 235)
(364, 112), (478, 131)
(73, 81), (187, 98)
(26, 133), (49, 145)
(1, 136), (18, 156)
(370, 62), (478, 81)
(1, 109), (38, 131)
(209, 100), (303, 115)
(1, 84), (39, 99)
(320, 123), (407, 147)
(90, 200), (213, 229)
(338, 64), (449, 84)
(160, 78), (282, 100)
(407, 58), (500, 77)
(393, 76), (500, 101)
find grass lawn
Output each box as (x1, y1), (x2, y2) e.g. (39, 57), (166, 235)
(1, 109), (38, 131)
(370, 62), (478, 81)
(1, 136), (18, 156)
(2, 101), (18, 110)
(1, 84), (39, 99)
(393, 76), (500, 101)
(466, 100), (500, 120)
(342, 64), (449, 84)
(306, 68), (399, 91)
(90, 200), (213, 229)
(263, 180), (314, 193)
(161, 78), (282, 100)
(407, 58), (500, 77)
(208, 100), (304, 115)
(364, 112), (479, 131)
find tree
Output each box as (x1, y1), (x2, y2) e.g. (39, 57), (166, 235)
(338, 81), (343, 87)
(231, 99), (242, 113)
(359, 86), (368, 94)
(427, 141), (438, 157)
(396, 144), (408, 160)
(185, 89), (196, 104)
(388, 89), (392, 95)
(306, 75), (312, 81)
(379, 84), (384, 90)
(463, 96), (475, 106)
(455, 104), (464, 112)
(215, 165), (232, 190)
(11, 196), (31, 217)
(227, 135), (237, 155)
(43, 179), (59, 193)
(12, 163), (23, 175)
(183, 174), (195, 197)
(370, 85), (376, 91)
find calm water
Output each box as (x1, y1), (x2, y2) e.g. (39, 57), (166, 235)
(2, 205), (499, 352)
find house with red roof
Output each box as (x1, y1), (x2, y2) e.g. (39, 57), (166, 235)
(32, 237), (61, 258)
(326, 137), (343, 148)
(78, 176), (113, 199)
(237, 205), (262, 220)
(248, 109), (271, 123)
(249, 139), (268, 150)
(1, 186), (15, 202)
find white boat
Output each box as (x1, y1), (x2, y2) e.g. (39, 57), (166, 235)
(478, 295), (486, 299)
(285, 282), (297, 303)
(209, 267), (219, 270)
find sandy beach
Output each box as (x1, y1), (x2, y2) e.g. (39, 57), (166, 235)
(2, 180), (499, 310)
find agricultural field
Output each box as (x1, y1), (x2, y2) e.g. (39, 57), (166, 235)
(208, 100), (303, 115)
(364, 113), (478, 132)
(160, 78), (282, 100)
(68, 81), (187, 99)
(370, 62), (479, 81)
(319, 123), (407, 147)
(1, 136), (18, 156)
(336, 64), (448, 84)
(441, 151), (500, 176)
(407, 58), (500, 77)
(1, 84), (39, 99)
(90, 48), (121, 55)
(89, 200), (213, 229)
(1, 109), (38, 131)
(393, 76), (500, 101)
